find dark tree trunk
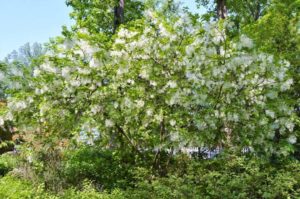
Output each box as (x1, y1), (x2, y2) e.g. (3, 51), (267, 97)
(113, 0), (125, 33)
(270, 129), (281, 164)
(254, 2), (261, 21)
(217, 0), (227, 19)
(215, 0), (227, 55)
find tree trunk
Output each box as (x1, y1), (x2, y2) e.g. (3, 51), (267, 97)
(254, 2), (261, 21)
(217, 0), (227, 19)
(113, 0), (125, 33)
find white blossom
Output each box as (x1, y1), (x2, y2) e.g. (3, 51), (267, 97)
(150, 81), (157, 87)
(105, 119), (114, 128)
(124, 97), (133, 108)
(170, 132), (179, 141)
(186, 45), (194, 56)
(288, 135), (297, 144)
(78, 28), (89, 34)
(280, 79), (293, 91)
(110, 50), (123, 57)
(8, 101), (27, 111)
(266, 110), (275, 118)
(118, 28), (138, 38)
(40, 62), (58, 73)
(144, 10), (154, 19)
(285, 121), (295, 132)
(70, 80), (81, 87)
(62, 39), (75, 50)
(113, 102), (119, 109)
(158, 23), (168, 37)
(276, 72), (285, 80)
(27, 155), (33, 163)
(169, 119), (176, 126)
(5, 112), (13, 121)
(35, 88), (41, 95)
(78, 40), (98, 55)
(117, 67), (129, 75)
(115, 38), (126, 44)
(239, 35), (253, 48)
(167, 81), (177, 88)
(78, 68), (90, 75)
(266, 91), (278, 99)
(146, 109), (153, 116)
(33, 69), (41, 77)
(139, 69), (149, 79)
(40, 86), (49, 94)
(89, 58), (100, 68)
(127, 79), (135, 85)
(0, 72), (5, 81)
(91, 105), (102, 115)
(154, 114), (163, 122)
(136, 100), (145, 108)
(61, 67), (71, 77)
(40, 104), (49, 116)
(0, 117), (4, 126)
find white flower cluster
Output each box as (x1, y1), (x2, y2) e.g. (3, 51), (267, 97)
(40, 61), (58, 74)
(4, 9), (295, 155)
(0, 117), (4, 126)
(239, 35), (254, 49)
(7, 100), (27, 111)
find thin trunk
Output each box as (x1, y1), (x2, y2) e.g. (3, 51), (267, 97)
(216, 0), (231, 149)
(152, 119), (167, 176)
(254, 2), (261, 21)
(215, 0), (227, 54)
(216, 0), (227, 19)
(113, 0), (125, 33)
(116, 125), (138, 152)
(245, 0), (263, 22)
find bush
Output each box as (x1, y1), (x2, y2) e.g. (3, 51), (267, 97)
(60, 181), (125, 199)
(0, 153), (17, 176)
(0, 175), (38, 198)
(122, 154), (300, 199)
(184, 155), (300, 198)
(1, 153), (300, 199)
(0, 175), (125, 199)
(62, 146), (136, 190)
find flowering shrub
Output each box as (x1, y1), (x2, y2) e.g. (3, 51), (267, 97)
(1, 9), (296, 159)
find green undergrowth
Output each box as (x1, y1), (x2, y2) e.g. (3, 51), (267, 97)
(1, 152), (300, 199)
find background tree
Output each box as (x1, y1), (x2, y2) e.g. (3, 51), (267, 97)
(243, 0), (299, 159)
(196, 0), (269, 22)
(66, 0), (144, 34)
(4, 42), (45, 66)
(113, 0), (125, 33)
(0, 43), (45, 155)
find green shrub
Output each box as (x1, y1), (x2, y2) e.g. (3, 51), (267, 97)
(0, 175), (124, 199)
(0, 153), (18, 176)
(121, 155), (300, 199)
(0, 175), (37, 198)
(62, 146), (135, 190)
(60, 181), (125, 199)
(1, 153), (300, 199)
(184, 155), (300, 198)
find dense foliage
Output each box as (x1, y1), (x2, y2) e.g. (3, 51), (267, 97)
(0, 0), (299, 198)
(1, 153), (300, 198)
